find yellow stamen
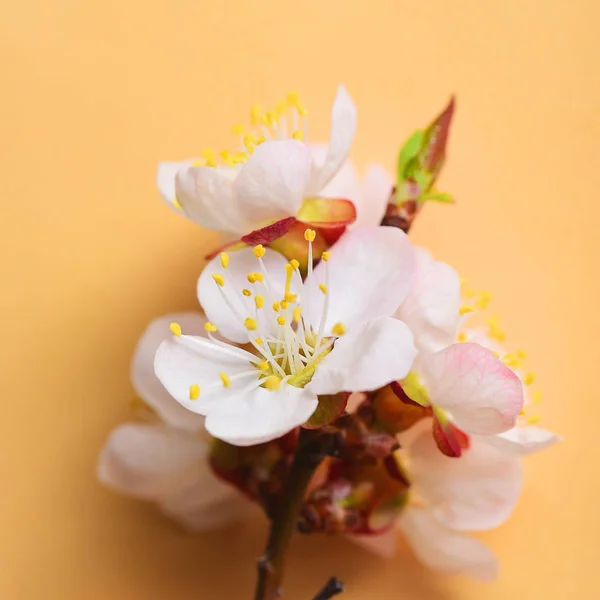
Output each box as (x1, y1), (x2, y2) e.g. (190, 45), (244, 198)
(247, 272), (264, 284)
(332, 322), (346, 336)
(487, 315), (506, 341)
(321, 252), (330, 262)
(293, 307), (302, 322)
(172, 198), (183, 210)
(532, 390), (543, 404)
(220, 150), (235, 167)
(263, 375), (281, 390)
(522, 372), (535, 386)
(292, 130), (304, 141)
(169, 322), (182, 337)
(255, 337), (263, 345)
(526, 415), (541, 425)
(255, 295), (265, 309)
(457, 332), (468, 342)
(517, 350), (527, 359)
(272, 301), (280, 312)
(253, 245), (266, 258)
(277, 316), (286, 326)
(290, 259), (300, 270)
(189, 384), (200, 400)
(460, 277), (468, 288)
(258, 361), (269, 371)
(284, 292), (297, 302)
(232, 152), (248, 164)
(219, 372), (231, 388)
(212, 274), (225, 287)
(220, 252), (229, 268)
(319, 284), (328, 295)
(304, 228), (316, 242)
(231, 123), (246, 135)
(244, 318), (258, 330)
(459, 305), (475, 315)
(204, 322), (218, 333)
(242, 288), (252, 297)
(476, 291), (492, 309)
(463, 287), (476, 299)
(280, 300), (289, 309)
(250, 104), (262, 126)
(286, 92), (308, 116)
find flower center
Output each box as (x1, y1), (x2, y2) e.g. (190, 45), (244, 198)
(208, 229), (343, 392)
(194, 91), (310, 169)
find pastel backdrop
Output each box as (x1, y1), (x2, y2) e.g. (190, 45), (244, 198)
(1, 0), (598, 598)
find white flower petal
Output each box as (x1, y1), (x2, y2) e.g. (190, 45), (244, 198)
(349, 528), (398, 558)
(154, 336), (254, 415)
(97, 423), (207, 500)
(131, 313), (206, 431)
(400, 506), (498, 580)
(157, 160), (196, 209)
(233, 139), (311, 227)
(204, 385), (318, 446)
(175, 165), (250, 233)
(482, 426), (562, 457)
(197, 247), (291, 344)
(355, 163), (393, 227)
(420, 342), (524, 434)
(308, 317), (416, 395)
(307, 84), (357, 194)
(303, 226), (416, 331)
(409, 430), (523, 531)
(311, 145), (362, 204)
(397, 247), (462, 354)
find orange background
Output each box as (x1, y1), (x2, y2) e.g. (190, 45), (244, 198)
(1, 0), (598, 598)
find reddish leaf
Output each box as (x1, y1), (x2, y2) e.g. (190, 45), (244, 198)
(422, 96), (455, 174)
(303, 393), (348, 429)
(383, 454), (411, 487)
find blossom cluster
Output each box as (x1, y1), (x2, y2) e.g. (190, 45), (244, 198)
(99, 85), (559, 580)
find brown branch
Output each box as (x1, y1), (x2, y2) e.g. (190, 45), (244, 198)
(312, 577), (345, 600)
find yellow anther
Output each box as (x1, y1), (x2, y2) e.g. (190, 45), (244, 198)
(220, 150), (236, 166)
(258, 361), (269, 371)
(263, 375), (282, 391)
(487, 315), (506, 341)
(265, 110), (278, 125)
(247, 272), (264, 283)
(253, 244), (266, 258)
(516, 350), (527, 359)
(285, 292), (297, 302)
(522, 372), (536, 386)
(332, 322), (346, 336)
(290, 259), (300, 270)
(204, 322), (218, 333)
(244, 318), (258, 331)
(502, 353), (522, 369)
(172, 198), (183, 210)
(459, 305), (475, 315)
(256, 135), (266, 144)
(286, 91), (308, 116)
(526, 414), (541, 425)
(255, 337), (263, 345)
(250, 104), (263, 125)
(272, 301), (280, 312)
(304, 228), (316, 242)
(242, 288), (252, 297)
(293, 307), (302, 323)
(292, 130), (304, 141)
(532, 390), (543, 404)
(284, 262), (294, 299)
(319, 284), (328, 294)
(321, 252), (330, 262)
(212, 273), (225, 287)
(457, 332), (468, 342)
(169, 322), (182, 337)
(255, 295), (265, 309)
(280, 300), (289, 309)
(519, 407), (527, 416)
(200, 148), (217, 167)
(277, 316), (286, 326)
(220, 252), (230, 268)
(219, 372), (231, 388)
(491, 350), (500, 358)
(232, 152), (248, 164)
(191, 159), (205, 167)
(189, 384), (200, 400)
(243, 133), (257, 153)
(463, 288), (476, 299)
(231, 123), (246, 135)
(476, 291), (492, 309)
(460, 277), (468, 288)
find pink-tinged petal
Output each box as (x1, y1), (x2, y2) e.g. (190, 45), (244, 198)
(233, 139), (311, 226)
(131, 313), (206, 431)
(421, 342), (524, 435)
(303, 226), (416, 331)
(240, 216), (297, 245)
(396, 247), (461, 354)
(409, 430), (523, 531)
(307, 84), (357, 194)
(400, 507), (498, 580)
(175, 165), (250, 233)
(197, 247), (290, 343)
(296, 197), (357, 229)
(356, 163), (393, 227)
(308, 317), (416, 395)
(157, 160), (196, 210)
(204, 385), (318, 446)
(97, 423), (207, 500)
(154, 336), (255, 415)
(349, 528), (398, 558)
(482, 426), (562, 457)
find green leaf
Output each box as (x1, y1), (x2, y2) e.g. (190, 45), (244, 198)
(397, 129), (425, 181)
(420, 191), (455, 204)
(303, 393), (348, 429)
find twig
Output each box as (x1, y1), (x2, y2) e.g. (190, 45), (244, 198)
(312, 577), (345, 600)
